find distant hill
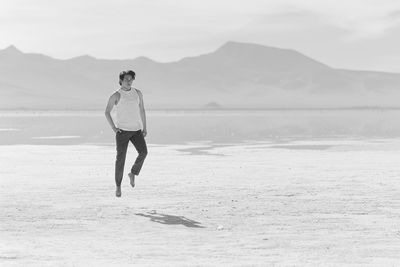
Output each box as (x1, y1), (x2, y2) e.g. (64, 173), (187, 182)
(0, 41), (399, 110)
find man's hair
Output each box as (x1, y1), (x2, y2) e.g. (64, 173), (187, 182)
(119, 70), (136, 85)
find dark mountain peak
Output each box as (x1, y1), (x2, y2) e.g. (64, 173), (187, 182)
(67, 54), (96, 61)
(1, 45), (23, 54)
(214, 41), (301, 60)
(133, 56), (156, 63)
(76, 54), (95, 59)
(218, 41), (242, 49)
(213, 41), (330, 70)
(216, 41), (283, 54)
(0, 45), (58, 62)
(174, 41), (287, 65)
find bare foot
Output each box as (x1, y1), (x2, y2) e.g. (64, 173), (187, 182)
(128, 173), (135, 188)
(116, 186), (121, 197)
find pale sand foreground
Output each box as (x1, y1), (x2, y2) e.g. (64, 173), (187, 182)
(1, 140), (400, 266)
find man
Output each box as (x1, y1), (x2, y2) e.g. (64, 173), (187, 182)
(105, 70), (148, 197)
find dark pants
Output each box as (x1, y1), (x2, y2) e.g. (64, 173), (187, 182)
(115, 129), (148, 187)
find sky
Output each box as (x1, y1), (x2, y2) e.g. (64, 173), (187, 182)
(1, 0), (400, 72)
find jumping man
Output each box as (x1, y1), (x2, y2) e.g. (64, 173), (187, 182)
(105, 70), (148, 197)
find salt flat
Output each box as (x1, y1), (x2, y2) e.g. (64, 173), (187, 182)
(1, 140), (400, 266)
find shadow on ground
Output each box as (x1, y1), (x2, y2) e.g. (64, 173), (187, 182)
(135, 212), (206, 228)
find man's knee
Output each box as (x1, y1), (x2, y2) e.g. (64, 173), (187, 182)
(139, 149), (148, 158)
(116, 150), (127, 161)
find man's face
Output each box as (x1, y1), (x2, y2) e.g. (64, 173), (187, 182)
(122, 74), (134, 87)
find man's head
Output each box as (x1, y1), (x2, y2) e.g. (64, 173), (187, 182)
(119, 70), (136, 86)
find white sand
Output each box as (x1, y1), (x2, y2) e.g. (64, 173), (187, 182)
(31, 136), (81, 140)
(1, 140), (400, 266)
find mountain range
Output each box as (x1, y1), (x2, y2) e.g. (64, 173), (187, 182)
(0, 41), (399, 110)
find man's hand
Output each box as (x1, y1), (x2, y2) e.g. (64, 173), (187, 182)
(113, 127), (122, 134)
(142, 129), (147, 137)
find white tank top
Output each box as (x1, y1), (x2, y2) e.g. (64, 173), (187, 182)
(115, 88), (143, 131)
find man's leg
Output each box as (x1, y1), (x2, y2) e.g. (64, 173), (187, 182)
(115, 131), (131, 189)
(129, 130), (148, 176)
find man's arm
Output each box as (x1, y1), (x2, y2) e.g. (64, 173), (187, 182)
(104, 92), (121, 133)
(137, 90), (147, 136)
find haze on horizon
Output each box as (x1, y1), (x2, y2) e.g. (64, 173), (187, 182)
(1, 0), (400, 72)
